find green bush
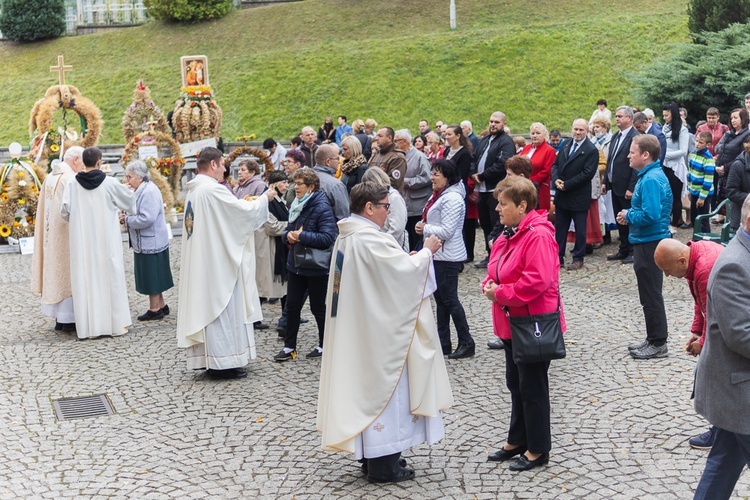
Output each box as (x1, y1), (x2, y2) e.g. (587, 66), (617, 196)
(0, 0), (65, 42)
(635, 23), (750, 121)
(687, 0), (750, 34)
(144, 0), (234, 23)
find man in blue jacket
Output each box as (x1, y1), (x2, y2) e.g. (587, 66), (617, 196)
(616, 134), (672, 359)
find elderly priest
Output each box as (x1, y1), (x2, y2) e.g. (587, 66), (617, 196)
(317, 182), (454, 483)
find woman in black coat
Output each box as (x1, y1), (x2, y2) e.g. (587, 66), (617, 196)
(442, 124), (475, 261)
(715, 108), (750, 217)
(726, 136), (750, 230)
(274, 169), (338, 362)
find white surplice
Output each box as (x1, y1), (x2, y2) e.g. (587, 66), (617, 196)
(176, 174), (268, 370)
(61, 173), (135, 339)
(317, 215), (454, 456)
(31, 161), (76, 321)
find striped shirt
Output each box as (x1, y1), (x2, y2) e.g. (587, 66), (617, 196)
(687, 148), (715, 200)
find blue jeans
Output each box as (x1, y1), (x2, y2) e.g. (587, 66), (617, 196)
(433, 260), (473, 350)
(695, 427), (750, 499)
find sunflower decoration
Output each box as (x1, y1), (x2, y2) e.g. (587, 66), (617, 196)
(0, 156), (46, 241)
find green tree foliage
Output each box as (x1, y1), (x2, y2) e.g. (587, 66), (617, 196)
(144, 0), (234, 23)
(0, 0), (65, 42)
(634, 23), (750, 122)
(687, 0), (750, 34)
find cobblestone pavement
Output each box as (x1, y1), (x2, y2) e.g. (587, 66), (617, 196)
(1, 228), (748, 499)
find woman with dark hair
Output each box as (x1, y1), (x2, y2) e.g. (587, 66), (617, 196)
(715, 108), (750, 222)
(318, 117), (335, 144)
(662, 102), (690, 230)
(274, 169), (338, 362)
(443, 124), (476, 261)
(725, 136), (750, 230)
(233, 159), (265, 199)
(482, 176), (564, 472)
(339, 135), (368, 192)
(415, 159), (474, 359)
(255, 170), (290, 309)
(413, 135), (426, 153)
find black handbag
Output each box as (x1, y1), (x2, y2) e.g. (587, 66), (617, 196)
(505, 300), (565, 364)
(292, 243), (332, 271)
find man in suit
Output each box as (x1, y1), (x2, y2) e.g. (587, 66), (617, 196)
(470, 111), (516, 268)
(551, 119), (599, 270)
(643, 108), (663, 135)
(693, 193), (750, 499)
(603, 105), (640, 264)
(633, 112), (666, 165)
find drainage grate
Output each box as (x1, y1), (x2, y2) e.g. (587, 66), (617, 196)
(52, 394), (116, 421)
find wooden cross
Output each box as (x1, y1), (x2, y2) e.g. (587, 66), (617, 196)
(50, 55), (73, 85)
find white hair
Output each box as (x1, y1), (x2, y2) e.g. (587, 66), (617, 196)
(63, 146), (84, 162)
(125, 160), (150, 181)
(460, 120), (473, 132)
(643, 108), (655, 119)
(394, 128), (412, 143)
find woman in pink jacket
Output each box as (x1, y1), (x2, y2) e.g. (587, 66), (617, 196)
(481, 176), (566, 472)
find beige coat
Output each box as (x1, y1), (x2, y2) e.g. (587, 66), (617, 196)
(31, 162), (75, 305)
(254, 208), (287, 299)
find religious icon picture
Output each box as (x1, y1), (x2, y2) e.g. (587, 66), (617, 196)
(180, 55), (209, 87)
(184, 201), (194, 239)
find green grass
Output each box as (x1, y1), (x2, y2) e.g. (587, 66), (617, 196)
(0, 0), (689, 145)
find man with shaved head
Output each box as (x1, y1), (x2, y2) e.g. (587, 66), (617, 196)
(655, 238), (724, 450)
(551, 118), (599, 270)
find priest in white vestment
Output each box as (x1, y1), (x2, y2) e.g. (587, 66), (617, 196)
(176, 147), (275, 380)
(317, 182), (454, 483)
(31, 147), (84, 332)
(60, 147), (136, 339)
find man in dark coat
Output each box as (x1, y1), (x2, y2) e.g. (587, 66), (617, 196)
(551, 119), (599, 270)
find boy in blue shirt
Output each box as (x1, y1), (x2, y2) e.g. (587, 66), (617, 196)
(687, 132), (715, 232)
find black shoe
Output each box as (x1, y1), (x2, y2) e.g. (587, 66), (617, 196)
(607, 251), (628, 261)
(585, 244), (594, 255)
(474, 257), (489, 269)
(441, 344), (452, 356)
(306, 347), (323, 358)
(268, 298), (279, 304)
(508, 453), (549, 471)
(463, 257), (474, 264)
(206, 368), (247, 379)
(253, 321), (270, 330)
(55, 321), (63, 331)
(487, 338), (504, 350)
(161, 305), (170, 316)
(274, 349), (297, 362)
(300, 317), (309, 324)
(367, 465), (415, 484)
(138, 309), (164, 321)
(679, 223), (692, 229)
(361, 457), (407, 475)
(621, 253), (634, 265)
(488, 446), (526, 462)
(60, 322), (76, 332)
(448, 343), (475, 359)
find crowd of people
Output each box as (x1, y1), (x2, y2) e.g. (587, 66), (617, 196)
(28, 95), (750, 493)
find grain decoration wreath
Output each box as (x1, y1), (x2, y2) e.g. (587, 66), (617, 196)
(224, 146), (274, 177)
(0, 158), (47, 240)
(121, 130), (184, 209)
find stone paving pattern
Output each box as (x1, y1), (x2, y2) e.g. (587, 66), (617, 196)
(1, 228), (748, 499)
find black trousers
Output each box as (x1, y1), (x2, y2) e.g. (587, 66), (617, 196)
(284, 272), (328, 350)
(690, 195), (712, 233)
(463, 218), (478, 261)
(663, 167), (684, 226)
(554, 207), (588, 263)
(477, 192), (499, 253)
(502, 339), (552, 455)
(433, 261), (473, 350)
(406, 215), (423, 252)
(611, 192), (632, 255)
(633, 240), (668, 345)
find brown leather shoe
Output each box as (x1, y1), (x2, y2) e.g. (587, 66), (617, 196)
(566, 261), (584, 271)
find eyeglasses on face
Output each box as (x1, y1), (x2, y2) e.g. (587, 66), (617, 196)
(373, 202), (391, 210)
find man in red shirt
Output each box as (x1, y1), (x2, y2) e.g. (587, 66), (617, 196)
(654, 238), (724, 449)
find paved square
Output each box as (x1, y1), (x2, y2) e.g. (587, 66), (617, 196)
(1, 230), (748, 498)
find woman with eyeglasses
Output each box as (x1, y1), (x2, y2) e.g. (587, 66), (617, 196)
(274, 169), (338, 362)
(120, 160), (173, 321)
(415, 159), (475, 359)
(362, 167), (408, 250)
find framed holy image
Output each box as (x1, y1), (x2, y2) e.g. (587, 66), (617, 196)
(180, 55), (209, 87)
